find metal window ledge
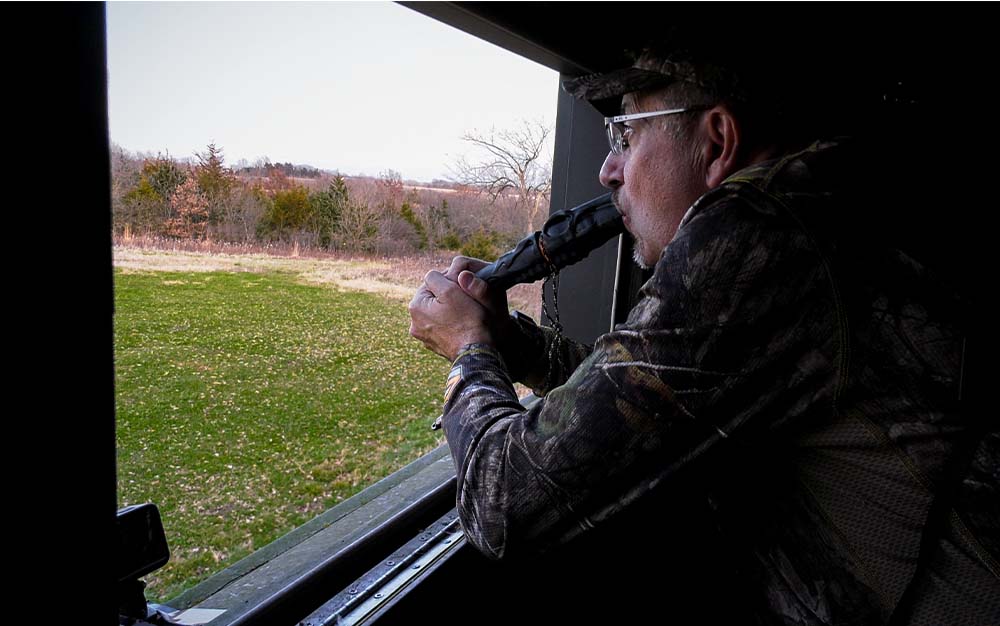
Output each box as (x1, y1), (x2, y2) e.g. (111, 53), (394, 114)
(165, 443), (458, 626)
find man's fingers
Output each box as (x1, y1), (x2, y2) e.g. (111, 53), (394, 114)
(445, 256), (489, 280)
(408, 281), (433, 312)
(423, 270), (444, 289)
(425, 267), (491, 308)
(407, 269), (492, 362)
(424, 269), (455, 295)
(457, 270), (489, 303)
(426, 270), (481, 307)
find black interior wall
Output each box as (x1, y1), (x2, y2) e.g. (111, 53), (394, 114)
(12, 3), (116, 622)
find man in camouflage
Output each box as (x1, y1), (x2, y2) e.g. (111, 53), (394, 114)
(408, 36), (996, 625)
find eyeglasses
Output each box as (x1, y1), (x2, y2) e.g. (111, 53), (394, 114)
(604, 106), (709, 155)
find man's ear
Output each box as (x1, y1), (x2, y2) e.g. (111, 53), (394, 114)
(702, 105), (741, 189)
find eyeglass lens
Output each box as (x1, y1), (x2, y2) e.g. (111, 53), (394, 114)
(607, 122), (626, 155)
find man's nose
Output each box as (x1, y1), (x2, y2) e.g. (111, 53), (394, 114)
(599, 152), (623, 190)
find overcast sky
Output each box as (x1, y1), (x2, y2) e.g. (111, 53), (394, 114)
(106, 1), (559, 182)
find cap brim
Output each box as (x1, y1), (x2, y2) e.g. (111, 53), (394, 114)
(562, 67), (675, 112)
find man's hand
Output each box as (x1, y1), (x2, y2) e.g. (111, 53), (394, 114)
(408, 256), (511, 362)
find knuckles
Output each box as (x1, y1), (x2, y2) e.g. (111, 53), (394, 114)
(447, 255), (487, 279)
(447, 256), (468, 276)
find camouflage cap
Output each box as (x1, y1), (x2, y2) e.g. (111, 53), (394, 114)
(561, 41), (745, 117)
(563, 52), (699, 101)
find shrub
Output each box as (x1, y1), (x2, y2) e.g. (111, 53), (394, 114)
(258, 186), (312, 240)
(439, 231), (462, 250)
(460, 228), (501, 261)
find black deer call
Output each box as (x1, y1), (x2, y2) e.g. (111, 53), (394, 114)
(474, 192), (622, 290)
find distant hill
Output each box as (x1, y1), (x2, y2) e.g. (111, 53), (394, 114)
(232, 163), (461, 193)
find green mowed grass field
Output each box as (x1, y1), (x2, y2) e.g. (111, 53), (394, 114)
(114, 267), (449, 602)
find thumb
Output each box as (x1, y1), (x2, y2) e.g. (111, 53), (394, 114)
(458, 270), (489, 303)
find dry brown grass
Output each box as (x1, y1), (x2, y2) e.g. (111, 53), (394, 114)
(112, 239), (543, 317)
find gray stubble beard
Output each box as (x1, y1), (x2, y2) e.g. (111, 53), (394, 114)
(632, 242), (650, 270)
(613, 189), (651, 270)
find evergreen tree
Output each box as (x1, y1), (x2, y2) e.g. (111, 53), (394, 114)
(309, 176), (350, 248)
(194, 142), (235, 225)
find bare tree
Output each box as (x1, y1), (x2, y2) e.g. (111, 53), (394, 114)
(377, 169), (404, 209)
(335, 180), (382, 252)
(217, 183), (267, 243)
(450, 118), (553, 233)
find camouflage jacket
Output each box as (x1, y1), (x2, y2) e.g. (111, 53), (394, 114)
(440, 139), (997, 624)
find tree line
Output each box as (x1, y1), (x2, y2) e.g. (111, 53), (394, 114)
(111, 140), (550, 260)
(234, 160), (323, 179)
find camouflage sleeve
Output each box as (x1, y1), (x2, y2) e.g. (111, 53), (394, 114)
(441, 188), (839, 560)
(498, 314), (593, 396)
